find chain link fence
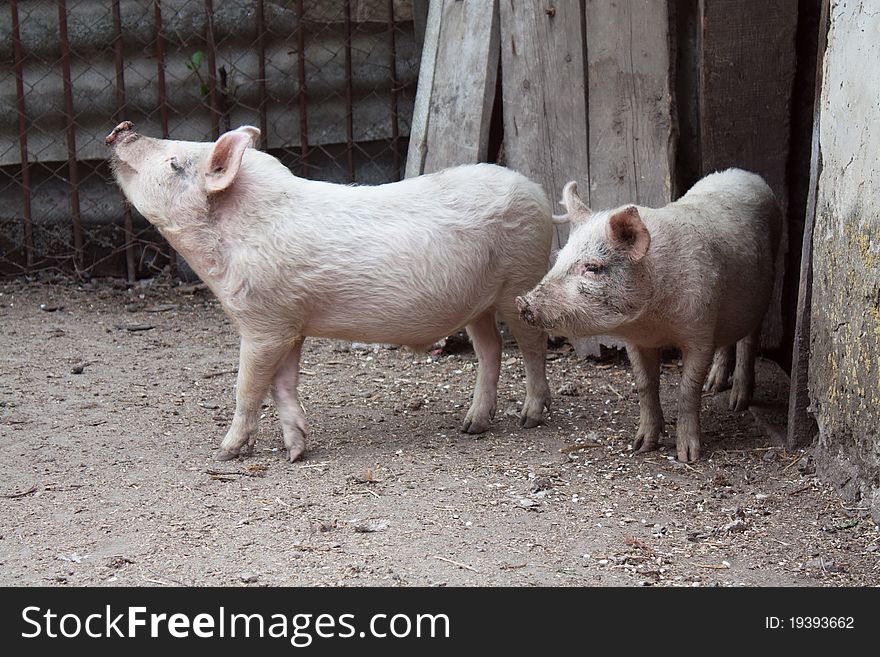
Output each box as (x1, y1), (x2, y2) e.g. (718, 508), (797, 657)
(1, 0), (421, 280)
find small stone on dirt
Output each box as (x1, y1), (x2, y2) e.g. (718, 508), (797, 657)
(797, 458), (816, 475)
(804, 557), (846, 573)
(557, 382), (579, 396)
(239, 573), (259, 583)
(107, 556), (134, 569)
(721, 518), (748, 534)
(530, 477), (553, 492)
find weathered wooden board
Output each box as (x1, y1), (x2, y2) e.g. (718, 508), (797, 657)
(583, 0), (675, 353)
(786, 0), (827, 449)
(405, 0), (443, 178)
(698, 0), (798, 209)
(698, 0), (798, 350)
(500, 0), (601, 354)
(585, 0), (675, 209)
(499, 0), (589, 249)
(405, 0), (500, 176)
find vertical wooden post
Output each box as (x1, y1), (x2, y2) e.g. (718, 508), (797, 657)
(787, 0), (829, 449)
(585, 0), (674, 210)
(405, 0), (443, 178)
(10, 0), (34, 271)
(411, 0), (500, 175)
(697, 0), (798, 211)
(697, 0), (798, 349)
(499, 0), (589, 249)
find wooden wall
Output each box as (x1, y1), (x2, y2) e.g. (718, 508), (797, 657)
(409, 0), (799, 358)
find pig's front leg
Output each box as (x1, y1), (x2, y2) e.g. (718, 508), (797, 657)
(501, 311), (551, 428)
(676, 343), (714, 462)
(461, 311), (502, 434)
(215, 336), (288, 461)
(627, 344), (664, 453)
(271, 338), (308, 462)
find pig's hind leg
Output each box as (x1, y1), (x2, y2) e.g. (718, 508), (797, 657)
(499, 310), (551, 428)
(728, 326), (759, 411)
(703, 345), (734, 393)
(461, 310), (502, 434)
(215, 336), (289, 461)
(627, 344), (665, 454)
(272, 338), (308, 462)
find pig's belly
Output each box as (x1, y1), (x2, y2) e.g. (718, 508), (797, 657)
(302, 291), (496, 346)
(712, 273), (774, 346)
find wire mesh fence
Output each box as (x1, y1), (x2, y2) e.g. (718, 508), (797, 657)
(1, 0), (421, 280)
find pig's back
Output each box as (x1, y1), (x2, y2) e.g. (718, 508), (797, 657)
(255, 163), (554, 344)
(644, 168), (782, 345)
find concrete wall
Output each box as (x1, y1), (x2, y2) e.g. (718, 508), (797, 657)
(809, 0), (880, 523)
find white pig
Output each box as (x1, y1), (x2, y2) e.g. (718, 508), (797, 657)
(516, 169), (782, 461)
(107, 122), (553, 462)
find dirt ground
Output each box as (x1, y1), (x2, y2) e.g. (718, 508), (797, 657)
(1, 278), (877, 587)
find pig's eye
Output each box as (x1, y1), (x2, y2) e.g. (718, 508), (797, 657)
(169, 157), (183, 173)
(580, 262), (606, 276)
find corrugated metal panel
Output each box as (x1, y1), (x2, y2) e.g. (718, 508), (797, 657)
(0, 0), (418, 163)
(0, 0), (419, 276)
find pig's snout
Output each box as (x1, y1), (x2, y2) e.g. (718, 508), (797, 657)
(516, 295), (540, 327)
(105, 121), (134, 146)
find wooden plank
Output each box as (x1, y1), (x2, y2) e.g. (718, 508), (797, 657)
(405, 0), (443, 178)
(405, 0), (499, 176)
(585, 0), (675, 209)
(422, 0), (500, 173)
(499, 0), (588, 249)
(775, 0), (822, 372)
(698, 0), (798, 207)
(786, 0), (828, 449)
(579, 0), (675, 355)
(500, 0), (603, 355)
(698, 0), (798, 350)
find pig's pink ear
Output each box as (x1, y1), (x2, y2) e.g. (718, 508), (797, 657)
(204, 126), (260, 193)
(607, 206), (651, 262)
(561, 180), (590, 219)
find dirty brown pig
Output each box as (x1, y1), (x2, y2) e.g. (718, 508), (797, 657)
(517, 169), (782, 462)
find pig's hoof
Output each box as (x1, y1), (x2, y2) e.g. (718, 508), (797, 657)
(676, 436), (701, 462)
(214, 447), (239, 461)
(519, 393), (550, 429)
(633, 436), (658, 453)
(703, 375), (731, 394)
(728, 381), (753, 412)
(519, 414), (543, 429)
(633, 424), (661, 453)
(283, 433), (306, 463)
(461, 417), (490, 434)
